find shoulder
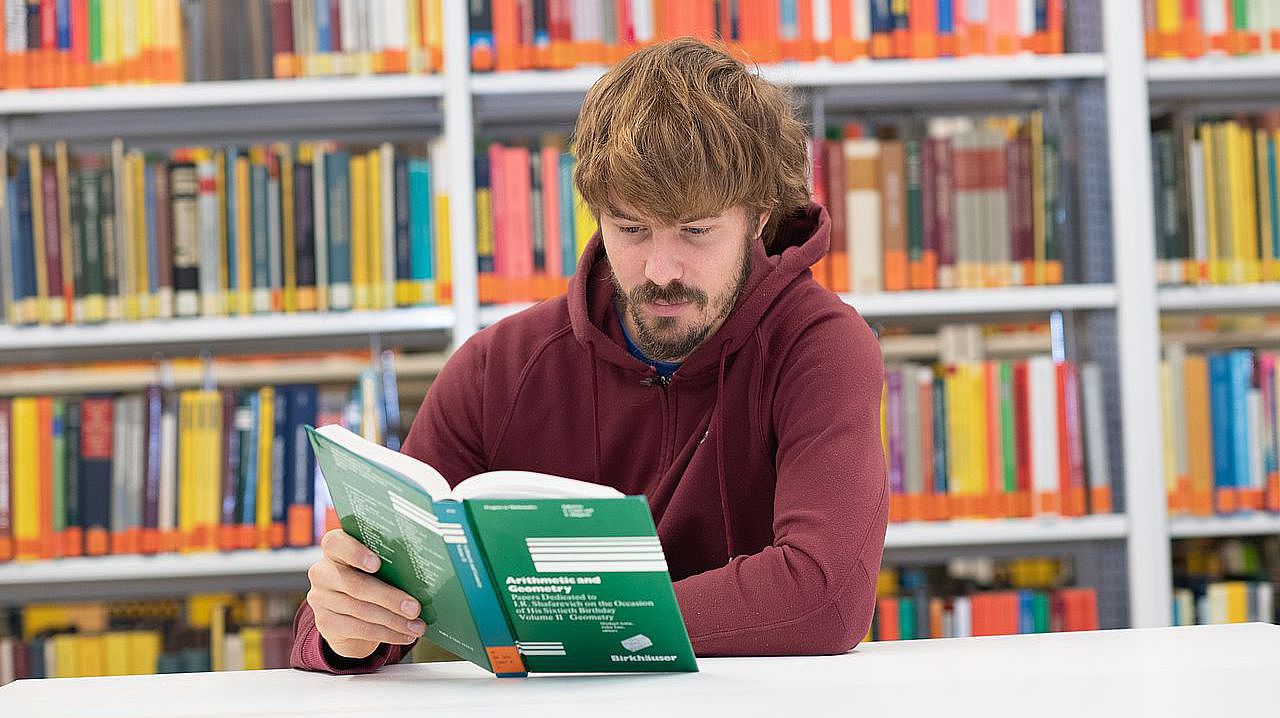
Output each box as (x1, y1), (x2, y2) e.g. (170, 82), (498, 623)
(761, 276), (881, 372)
(451, 295), (576, 380)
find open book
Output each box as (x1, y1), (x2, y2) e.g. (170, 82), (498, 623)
(306, 424), (697, 676)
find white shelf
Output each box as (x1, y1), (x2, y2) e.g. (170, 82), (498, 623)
(1159, 284), (1280, 312)
(0, 548), (322, 587)
(0, 75), (445, 116)
(1147, 56), (1280, 82)
(842, 284), (1117, 319)
(0, 307), (454, 352)
(471, 54), (1106, 95)
(885, 515), (1129, 549)
(1169, 514), (1280, 539)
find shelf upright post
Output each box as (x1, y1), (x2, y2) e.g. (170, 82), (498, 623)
(1101, 0), (1172, 627)
(442, 0), (480, 346)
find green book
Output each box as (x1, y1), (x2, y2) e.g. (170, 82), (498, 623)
(306, 424), (698, 677)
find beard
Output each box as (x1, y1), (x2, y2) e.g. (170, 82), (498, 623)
(612, 231), (753, 363)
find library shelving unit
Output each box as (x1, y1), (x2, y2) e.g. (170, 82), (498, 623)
(1158, 285), (1280, 313)
(1169, 515), (1280, 540)
(0, 3), (1221, 634)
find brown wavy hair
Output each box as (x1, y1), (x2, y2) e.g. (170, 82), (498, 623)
(571, 38), (811, 248)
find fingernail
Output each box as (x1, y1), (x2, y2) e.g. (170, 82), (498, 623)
(363, 555), (379, 571)
(401, 599), (420, 617)
(407, 620), (426, 634)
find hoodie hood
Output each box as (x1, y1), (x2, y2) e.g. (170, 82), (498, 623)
(567, 202), (832, 374)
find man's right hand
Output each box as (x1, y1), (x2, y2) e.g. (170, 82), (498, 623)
(306, 529), (427, 660)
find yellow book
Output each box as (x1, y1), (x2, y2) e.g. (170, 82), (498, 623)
(431, 139), (452, 304)
(280, 145), (298, 313)
(103, 631), (131, 677)
(1258, 129), (1276, 283)
(236, 155), (252, 315)
(55, 141), (74, 324)
(202, 391), (223, 550)
(137, 0), (153, 82)
(116, 145), (139, 321)
(1225, 582), (1249, 622)
(12, 397), (40, 561)
(28, 145), (50, 325)
(102, 0), (120, 80)
(1221, 122), (1243, 283)
(53, 634), (79, 678)
(1236, 123), (1260, 283)
(127, 630), (162, 675)
(178, 391), (195, 552)
(366, 148), (383, 310)
(1201, 124), (1221, 284)
(879, 381), (888, 461)
(473, 169), (494, 307)
(350, 153), (369, 310)
(1184, 355), (1215, 515)
(944, 369), (968, 520)
(425, 0), (444, 71)
(256, 386), (275, 548)
(407, 0), (424, 73)
(210, 604), (226, 671)
(573, 183), (595, 263)
(241, 627), (264, 671)
(121, 0), (138, 81)
(1160, 362), (1178, 509)
(78, 634), (106, 678)
(968, 365), (989, 518)
(1155, 0), (1182, 57)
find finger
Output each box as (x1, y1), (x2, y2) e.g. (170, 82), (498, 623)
(321, 529), (380, 573)
(311, 588), (426, 637)
(334, 568), (424, 620)
(314, 608), (419, 646)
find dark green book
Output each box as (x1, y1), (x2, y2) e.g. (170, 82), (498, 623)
(306, 424), (697, 677)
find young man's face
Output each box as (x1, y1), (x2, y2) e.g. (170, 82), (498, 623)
(601, 204), (767, 363)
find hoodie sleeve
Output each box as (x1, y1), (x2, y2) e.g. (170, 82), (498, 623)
(672, 307), (889, 656)
(291, 338), (490, 674)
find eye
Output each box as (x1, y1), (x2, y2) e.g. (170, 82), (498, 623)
(618, 225), (646, 235)
(682, 226), (710, 236)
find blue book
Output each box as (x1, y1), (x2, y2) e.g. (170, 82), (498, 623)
(225, 148), (239, 295)
(408, 158), (434, 293)
(314, 0), (331, 53)
(871, 0), (894, 36)
(1209, 354), (1234, 511)
(239, 392), (261, 529)
(56, 0), (71, 52)
(288, 385), (319, 546)
(1018, 591), (1036, 634)
(558, 153), (576, 277)
(12, 167), (37, 319)
(6, 179), (27, 312)
(324, 151), (352, 307)
(1229, 351), (1254, 506)
(144, 162), (159, 299)
(271, 387), (290, 534)
(468, 0), (495, 68)
(938, 0), (955, 34)
(1034, 0), (1049, 34)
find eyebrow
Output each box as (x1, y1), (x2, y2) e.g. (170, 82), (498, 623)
(609, 211), (719, 224)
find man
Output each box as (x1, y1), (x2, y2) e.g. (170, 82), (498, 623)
(292, 37), (888, 673)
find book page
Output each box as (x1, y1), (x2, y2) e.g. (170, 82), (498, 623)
(452, 470), (624, 501)
(314, 423), (452, 500)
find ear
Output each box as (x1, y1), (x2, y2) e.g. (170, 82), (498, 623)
(755, 211), (771, 239)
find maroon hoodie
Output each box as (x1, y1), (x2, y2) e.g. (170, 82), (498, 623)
(291, 203), (889, 673)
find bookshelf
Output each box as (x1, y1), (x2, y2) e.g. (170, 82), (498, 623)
(1169, 515), (1280, 540)
(2, 1), (1266, 637)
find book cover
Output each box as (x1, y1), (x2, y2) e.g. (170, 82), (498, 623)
(307, 424), (696, 676)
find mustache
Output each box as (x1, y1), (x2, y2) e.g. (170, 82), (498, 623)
(630, 280), (708, 308)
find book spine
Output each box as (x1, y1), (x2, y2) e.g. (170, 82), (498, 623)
(441, 500), (527, 677)
(288, 385), (317, 547)
(270, 385), (288, 548)
(324, 151), (352, 310)
(0, 399), (10, 561)
(218, 388), (240, 552)
(294, 152), (317, 311)
(141, 385), (162, 553)
(393, 153), (411, 306)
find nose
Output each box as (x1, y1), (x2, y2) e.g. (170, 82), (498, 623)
(644, 231), (684, 287)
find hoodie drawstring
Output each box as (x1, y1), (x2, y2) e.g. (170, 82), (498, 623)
(589, 342), (602, 485)
(715, 341), (734, 560)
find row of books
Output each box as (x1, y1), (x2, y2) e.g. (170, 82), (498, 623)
(1160, 345), (1280, 516)
(1173, 581), (1277, 624)
(881, 357), (1112, 522)
(469, 0), (1069, 71)
(1, 139), (453, 327)
(0, 360), (405, 561)
(0, 592), (301, 684)
(809, 112), (1070, 294)
(1145, 0), (1280, 58)
(1151, 112), (1280, 286)
(1172, 536), (1280, 624)
(0, 0), (445, 91)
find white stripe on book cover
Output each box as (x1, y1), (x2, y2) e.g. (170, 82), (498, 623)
(526, 537), (668, 572)
(517, 641), (567, 656)
(389, 493), (466, 544)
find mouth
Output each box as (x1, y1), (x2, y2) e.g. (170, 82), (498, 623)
(646, 299), (691, 317)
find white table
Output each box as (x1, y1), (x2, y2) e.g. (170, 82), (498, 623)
(2, 623), (1276, 717)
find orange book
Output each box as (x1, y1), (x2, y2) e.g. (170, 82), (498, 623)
(961, 3), (989, 56)
(830, 0), (855, 60)
(909, 0), (938, 58)
(493, 0), (521, 71)
(890, 0), (908, 57)
(989, 0), (1016, 55)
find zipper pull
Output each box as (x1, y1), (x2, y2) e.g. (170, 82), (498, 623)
(640, 374), (670, 389)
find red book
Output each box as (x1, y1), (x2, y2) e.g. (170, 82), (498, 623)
(1009, 135), (1034, 284)
(1013, 361), (1033, 516)
(808, 138), (831, 289)
(797, 0), (815, 60)
(493, 0), (522, 70)
(830, 0), (855, 60)
(611, 0), (635, 63)
(269, 0), (297, 78)
(509, 145), (534, 302)
(933, 132), (956, 288)
(877, 597), (901, 641)
(70, 0), (88, 86)
(1054, 361), (1085, 516)
(0, 399), (12, 562)
(909, 0), (937, 57)
(917, 369), (935, 522)
(1047, 0), (1064, 54)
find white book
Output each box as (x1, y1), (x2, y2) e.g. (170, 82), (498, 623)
(1204, 0), (1227, 53)
(312, 145), (330, 312)
(1188, 140), (1208, 280)
(223, 634), (245, 672)
(111, 396), (129, 537)
(852, 0), (871, 44)
(941, 611), (954, 639)
(1257, 582), (1274, 623)
(1016, 0), (1035, 52)
(0, 637), (12, 685)
(813, 0), (833, 47)
(952, 596), (973, 638)
(631, 0), (654, 43)
(1272, 0), (1280, 53)
(386, 0), (408, 64)
(1028, 356), (1060, 516)
(198, 155), (223, 317)
(43, 638), (57, 679)
(844, 137), (882, 294)
(381, 142), (397, 310)
(158, 393), (178, 540)
(1081, 363), (1113, 506)
(5, 0), (26, 54)
(1248, 389), (1266, 499)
